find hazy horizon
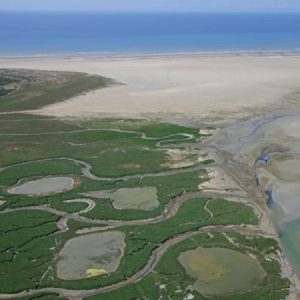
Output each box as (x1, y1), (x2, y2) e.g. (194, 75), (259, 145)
(1, 0), (300, 13)
(2, 10), (300, 14)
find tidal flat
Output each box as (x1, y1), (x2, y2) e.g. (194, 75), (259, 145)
(212, 112), (300, 294)
(2, 55), (300, 121)
(0, 56), (299, 299)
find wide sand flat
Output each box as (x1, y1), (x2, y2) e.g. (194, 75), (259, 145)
(1, 54), (300, 121)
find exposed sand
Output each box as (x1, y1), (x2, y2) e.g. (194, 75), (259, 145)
(2, 53), (300, 297)
(1, 54), (300, 121)
(209, 112), (300, 297)
(199, 167), (247, 197)
(269, 156), (300, 182)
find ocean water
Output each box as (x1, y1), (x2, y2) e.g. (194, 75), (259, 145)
(1, 12), (300, 55)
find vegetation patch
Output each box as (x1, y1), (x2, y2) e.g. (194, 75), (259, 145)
(0, 115), (198, 177)
(88, 232), (289, 300)
(0, 159), (82, 187)
(0, 70), (291, 299)
(0, 69), (115, 112)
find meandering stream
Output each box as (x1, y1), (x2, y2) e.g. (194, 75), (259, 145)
(0, 122), (297, 299)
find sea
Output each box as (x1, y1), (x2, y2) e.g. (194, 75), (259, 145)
(1, 12), (300, 56)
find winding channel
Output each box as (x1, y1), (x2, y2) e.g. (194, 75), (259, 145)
(0, 224), (269, 300)
(0, 127), (281, 299)
(0, 129), (197, 183)
(0, 190), (244, 232)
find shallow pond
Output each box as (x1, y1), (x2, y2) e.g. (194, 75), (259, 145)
(7, 176), (75, 196)
(57, 231), (125, 280)
(268, 155), (300, 182)
(178, 247), (265, 297)
(85, 187), (159, 210)
(109, 187), (159, 210)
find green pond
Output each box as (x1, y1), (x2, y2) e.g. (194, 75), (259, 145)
(85, 187), (159, 210)
(57, 231), (125, 280)
(109, 187), (159, 210)
(178, 247), (266, 297)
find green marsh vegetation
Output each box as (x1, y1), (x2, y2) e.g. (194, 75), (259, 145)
(0, 159), (82, 187)
(0, 114), (204, 179)
(0, 196), (261, 293)
(0, 69), (291, 299)
(89, 232), (289, 300)
(0, 69), (115, 112)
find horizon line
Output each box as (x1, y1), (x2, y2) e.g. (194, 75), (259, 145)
(1, 9), (300, 14)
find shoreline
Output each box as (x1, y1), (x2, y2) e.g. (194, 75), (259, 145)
(1, 61), (300, 297)
(2, 53), (300, 125)
(1, 49), (300, 61)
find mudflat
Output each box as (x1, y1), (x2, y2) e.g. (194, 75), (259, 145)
(1, 54), (300, 121)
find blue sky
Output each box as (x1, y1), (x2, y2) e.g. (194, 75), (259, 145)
(0, 0), (300, 12)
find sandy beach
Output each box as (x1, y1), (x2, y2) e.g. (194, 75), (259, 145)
(1, 54), (300, 122)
